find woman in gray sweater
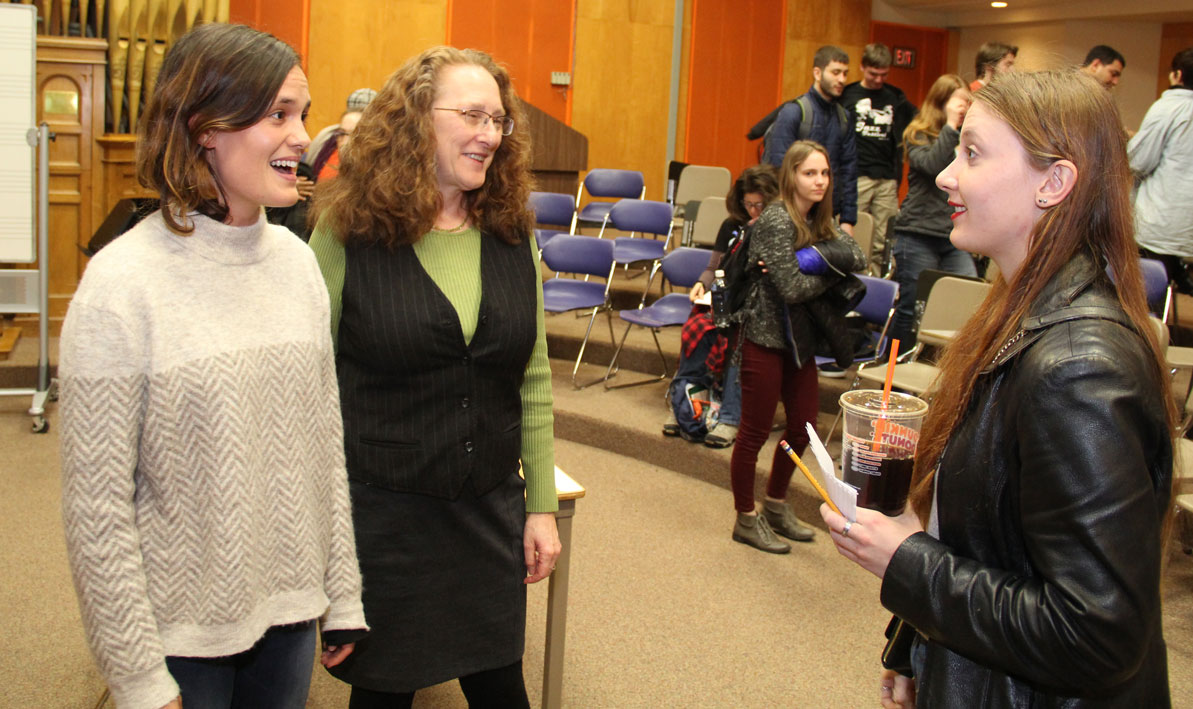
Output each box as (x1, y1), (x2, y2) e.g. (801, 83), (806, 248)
(59, 24), (366, 709)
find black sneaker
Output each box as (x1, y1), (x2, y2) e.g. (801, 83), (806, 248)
(818, 363), (847, 378)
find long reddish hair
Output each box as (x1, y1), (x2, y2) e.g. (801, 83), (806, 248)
(908, 70), (1174, 522)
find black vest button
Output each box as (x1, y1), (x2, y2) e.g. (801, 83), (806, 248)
(461, 397), (471, 409)
(464, 441), (474, 453)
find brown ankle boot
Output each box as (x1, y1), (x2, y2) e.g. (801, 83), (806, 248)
(732, 512), (791, 554)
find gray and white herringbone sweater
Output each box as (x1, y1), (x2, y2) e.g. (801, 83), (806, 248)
(60, 211), (366, 709)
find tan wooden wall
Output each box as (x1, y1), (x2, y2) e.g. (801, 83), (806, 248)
(305, 0), (448, 138)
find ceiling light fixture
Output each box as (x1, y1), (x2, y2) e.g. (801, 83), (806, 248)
(991, 1), (1008, 6)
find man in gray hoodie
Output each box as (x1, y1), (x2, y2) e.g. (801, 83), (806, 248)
(1130, 47), (1193, 293)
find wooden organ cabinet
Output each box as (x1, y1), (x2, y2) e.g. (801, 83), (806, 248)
(32, 37), (107, 329)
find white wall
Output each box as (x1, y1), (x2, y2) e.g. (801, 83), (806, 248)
(957, 20), (1162, 129)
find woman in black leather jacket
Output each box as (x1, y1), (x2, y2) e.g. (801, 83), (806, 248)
(821, 71), (1176, 707)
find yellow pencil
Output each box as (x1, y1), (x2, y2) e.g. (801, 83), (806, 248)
(779, 439), (841, 516)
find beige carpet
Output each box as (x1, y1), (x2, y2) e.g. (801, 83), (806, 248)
(3, 304), (1192, 706)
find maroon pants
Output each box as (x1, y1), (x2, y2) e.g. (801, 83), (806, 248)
(729, 339), (819, 513)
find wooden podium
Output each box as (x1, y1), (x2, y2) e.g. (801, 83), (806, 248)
(524, 102), (587, 196)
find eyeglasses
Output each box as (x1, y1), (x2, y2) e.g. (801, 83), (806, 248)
(742, 200), (766, 210)
(433, 107), (514, 136)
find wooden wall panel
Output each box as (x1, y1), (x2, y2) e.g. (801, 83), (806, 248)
(305, 0), (447, 139)
(1160, 23), (1193, 99)
(782, 0), (871, 101)
(572, 0), (676, 200)
(446, 0), (575, 124)
(684, 0), (784, 178)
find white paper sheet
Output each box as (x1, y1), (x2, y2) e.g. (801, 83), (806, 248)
(805, 422), (858, 522)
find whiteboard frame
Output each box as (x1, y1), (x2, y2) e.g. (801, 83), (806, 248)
(0, 3), (36, 263)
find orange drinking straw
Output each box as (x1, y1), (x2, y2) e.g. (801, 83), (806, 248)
(779, 439), (842, 515)
(875, 339), (901, 448)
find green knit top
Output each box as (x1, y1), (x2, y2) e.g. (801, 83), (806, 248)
(309, 221), (558, 513)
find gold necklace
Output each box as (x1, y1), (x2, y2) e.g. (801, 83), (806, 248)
(434, 214), (469, 232)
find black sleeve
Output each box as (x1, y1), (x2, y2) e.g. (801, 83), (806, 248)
(880, 347), (1170, 692)
(713, 218), (742, 253)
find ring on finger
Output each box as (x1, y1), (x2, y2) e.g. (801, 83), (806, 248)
(842, 521), (853, 537)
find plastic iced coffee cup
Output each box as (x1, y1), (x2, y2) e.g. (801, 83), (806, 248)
(839, 390), (929, 516)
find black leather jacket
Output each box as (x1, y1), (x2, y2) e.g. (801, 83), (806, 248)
(880, 252), (1173, 708)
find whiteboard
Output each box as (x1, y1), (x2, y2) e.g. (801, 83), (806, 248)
(0, 4), (36, 263)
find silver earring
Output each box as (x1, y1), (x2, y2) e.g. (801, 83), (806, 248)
(1038, 198), (1047, 205)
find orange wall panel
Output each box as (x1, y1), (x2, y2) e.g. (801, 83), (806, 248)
(228, 0), (309, 65)
(871, 21), (949, 109)
(684, 0), (784, 178)
(447, 0), (575, 124)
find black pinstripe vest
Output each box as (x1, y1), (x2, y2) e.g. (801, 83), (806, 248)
(337, 232), (537, 499)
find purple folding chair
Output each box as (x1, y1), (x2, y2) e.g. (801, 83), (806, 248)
(541, 235), (618, 389)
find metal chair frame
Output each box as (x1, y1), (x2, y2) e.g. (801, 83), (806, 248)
(603, 247), (710, 389)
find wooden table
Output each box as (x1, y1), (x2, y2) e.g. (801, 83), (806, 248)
(543, 466), (585, 709)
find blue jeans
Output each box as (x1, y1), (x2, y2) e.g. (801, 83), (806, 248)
(718, 363), (741, 427)
(891, 231), (977, 346)
(165, 621), (316, 709)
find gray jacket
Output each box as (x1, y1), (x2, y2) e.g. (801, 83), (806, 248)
(893, 125), (959, 239)
(1129, 87), (1193, 258)
(742, 203), (865, 352)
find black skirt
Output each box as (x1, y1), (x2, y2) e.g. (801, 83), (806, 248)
(328, 472), (528, 692)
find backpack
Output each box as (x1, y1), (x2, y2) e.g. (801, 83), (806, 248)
(717, 224), (759, 325)
(669, 377), (716, 442)
(758, 95), (850, 160)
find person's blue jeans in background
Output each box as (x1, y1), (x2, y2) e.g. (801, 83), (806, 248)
(165, 621), (317, 709)
(717, 362), (742, 427)
(890, 231), (977, 347)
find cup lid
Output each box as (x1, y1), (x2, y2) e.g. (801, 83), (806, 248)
(839, 389), (928, 418)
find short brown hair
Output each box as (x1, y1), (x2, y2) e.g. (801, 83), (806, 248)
(862, 43), (893, 69)
(974, 41), (1017, 78)
(314, 46), (533, 247)
(137, 23), (301, 235)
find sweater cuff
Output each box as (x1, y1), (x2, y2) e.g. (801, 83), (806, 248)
(322, 598), (368, 634)
(108, 661), (179, 709)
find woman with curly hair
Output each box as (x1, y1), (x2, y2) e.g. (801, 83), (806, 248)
(309, 46), (560, 707)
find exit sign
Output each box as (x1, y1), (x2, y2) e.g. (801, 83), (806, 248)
(894, 47), (916, 69)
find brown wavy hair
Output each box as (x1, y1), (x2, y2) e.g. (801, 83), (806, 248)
(908, 70), (1175, 523)
(903, 74), (967, 153)
(136, 23), (301, 235)
(314, 46), (533, 246)
(778, 140), (835, 250)
(726, 163), (779, 224)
